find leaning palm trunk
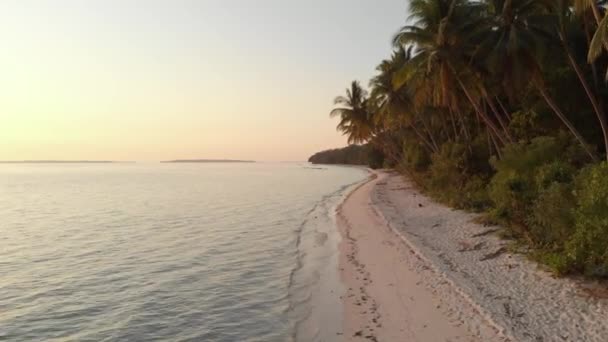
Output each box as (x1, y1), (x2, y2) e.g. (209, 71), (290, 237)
(420, 118), (440, 152)
(376, 137), (401, 165)
(452, 71), (508, 146)
(410, 122), (438, 154)
(535, 81), (598, 161)
(448, 107), (460, 140)
(495, 96), (512, 121)
(488, 128), (503, 160)
(454, 107), (472, 142)
(559, 30), (608, 160)
(486, 97), (513, 143)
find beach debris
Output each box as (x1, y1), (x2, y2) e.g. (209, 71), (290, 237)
(458, 241), (485, 252)
(354, 330), (363, 337)
(479, 247), (507, 261)
(418, 203), (424, 207)
(472, 228), (501, 238)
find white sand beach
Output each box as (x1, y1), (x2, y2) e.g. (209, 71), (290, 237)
(338, 170), (608, 341)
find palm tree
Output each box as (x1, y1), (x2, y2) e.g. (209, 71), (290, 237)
(587, 5), (608, 72)
(330, 81), (374, 144)
(554, 0), (608, 159)
(393, 0), (511, 147)
(369, 46), (440, 154)
(477, 0), (598, 160)
(574, 0), (605, 22)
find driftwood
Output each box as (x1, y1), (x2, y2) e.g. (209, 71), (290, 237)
(479, 247), (507, 261)
(472, 228), (501, 238)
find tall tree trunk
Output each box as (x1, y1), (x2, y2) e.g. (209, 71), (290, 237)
(560, 30), (608, 160)
(439, 110), (453, 142)
(411, 122), (438, 153)
(535, 81), (598, 161)
(448, 107), (460, 140)
(454, 107), (471, 142)
(453, 73), (508, 145)
(495, 96), (512, 121)
(420, 118), (440, 152)
(589, 2), (603, 25)
(489, 130), (503, 160)
(486, 97), (513, 143)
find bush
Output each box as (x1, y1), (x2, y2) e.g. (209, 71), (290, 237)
(527, 182), (575, 249)
(368, 145), (386, 169)
(488, 135), (582, 227)
(428, 142), (467, 188)
(401, 141), (431, 172)
(488, 136), (565, 228)
(460, 175), (491, 211)
(566, 162), (608, 277)
(533, 251), (573, 276)
(509, 109), (548, 142)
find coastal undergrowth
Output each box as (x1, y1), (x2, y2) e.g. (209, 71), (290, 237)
(398, 134), (608, 278)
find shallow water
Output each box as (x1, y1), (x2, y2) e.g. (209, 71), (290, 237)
(0, 162), (366, 341)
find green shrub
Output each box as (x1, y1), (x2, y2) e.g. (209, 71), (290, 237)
(428, 142), (466, 188)
(402, 142), (431, 172)
(488, 136), (575, 231)
(424, 142), (468, 205)
(533, 251), (573, 276)
(468, 133), (493, 176)
(534, 161), (575, 192)
(460, 175), (491, 211)
(527, 182), (575, 249)
(566, 162), (608, 277)
(368, 146), (386, 169)
(509, 110), (547, 142)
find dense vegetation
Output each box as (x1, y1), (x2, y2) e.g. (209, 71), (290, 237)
(308, 145), (384, 168)
(328, 0), (608, 277)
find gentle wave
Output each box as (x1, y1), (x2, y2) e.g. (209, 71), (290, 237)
(288, 179), (366, 342)
(0, 163), (366, 341)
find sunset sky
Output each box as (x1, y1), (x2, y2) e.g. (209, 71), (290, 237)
(0, 0), (407, 161)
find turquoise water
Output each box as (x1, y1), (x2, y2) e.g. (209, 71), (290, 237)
(0, 163), (367, 341)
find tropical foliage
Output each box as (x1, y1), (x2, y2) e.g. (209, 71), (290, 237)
(326, 0), (608, 277)
(308, 144), (384, 168)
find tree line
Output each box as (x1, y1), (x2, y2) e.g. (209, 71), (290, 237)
(328, 0), (608, 277)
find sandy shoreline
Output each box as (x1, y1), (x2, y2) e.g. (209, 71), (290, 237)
(337, 170), (497, 341)
(337, 169), (608, 341)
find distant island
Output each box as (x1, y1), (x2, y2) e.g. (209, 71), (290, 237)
(162, 159), (255, 163)
(0, 160), (116, 164)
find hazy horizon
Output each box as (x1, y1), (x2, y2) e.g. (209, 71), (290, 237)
(0, 0), (407, 161)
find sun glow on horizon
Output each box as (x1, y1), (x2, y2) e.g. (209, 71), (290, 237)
(0, 0), (406, 161)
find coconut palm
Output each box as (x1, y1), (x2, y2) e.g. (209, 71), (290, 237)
(588, 10), (608, 71)
(329, 81), (374, 144)
(477, 0), (598, 160)
(574, 0), (608, 81)
(369, 47), (440, 153)
(393, 0), (511, 147)
(553, 0), (608, 159)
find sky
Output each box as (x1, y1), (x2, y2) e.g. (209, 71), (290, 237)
(0, 0), (408, 161)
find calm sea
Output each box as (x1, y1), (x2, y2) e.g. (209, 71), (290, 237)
(0, 162), (367, 341)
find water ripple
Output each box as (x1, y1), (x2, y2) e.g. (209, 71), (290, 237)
(0, 163), (366, 341)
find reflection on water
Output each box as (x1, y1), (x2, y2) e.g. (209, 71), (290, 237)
(0, 162), (366, 341)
